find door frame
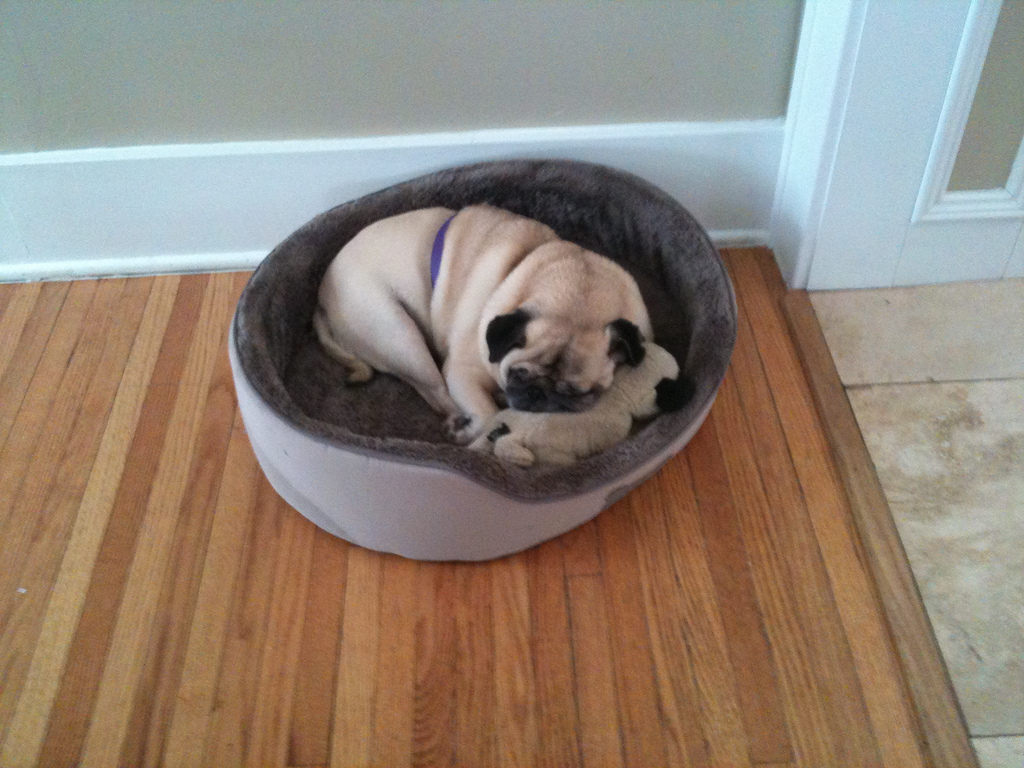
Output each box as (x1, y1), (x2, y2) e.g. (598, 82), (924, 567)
(772, 0), (1024, 289)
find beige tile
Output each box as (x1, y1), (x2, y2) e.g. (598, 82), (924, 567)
(810, 278), (1024, 385)
(848, 380), (1024, 736)
(973, 736), (1024, 768)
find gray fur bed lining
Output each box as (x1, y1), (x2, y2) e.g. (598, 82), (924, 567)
(233, 159), (736, 500)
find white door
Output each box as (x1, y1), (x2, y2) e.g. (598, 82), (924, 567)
(779, 0), (1024, 289)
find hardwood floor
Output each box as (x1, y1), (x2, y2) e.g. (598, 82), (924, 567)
(0, 249), (974, 767)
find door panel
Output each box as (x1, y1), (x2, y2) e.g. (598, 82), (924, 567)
(806, 0), (1024, 289)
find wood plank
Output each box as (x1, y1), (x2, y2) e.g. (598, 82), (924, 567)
(566, 574), (624, 768)
(77, 272), (238, 767)
(0, 282), (42, 382)
(160, 413), (262, 768)
(595, 504), (668, 767)
(0, 280), (94, 530)
(729, 248), (928, 768)
(245, 509), (317, 767)
(0, 276), (178, 768)
(118, 273), (247, 768)
(631, 461), (754, 767)
(708, 384), (844, 768)
(0, 280), (16, 320)
(287, 528), (349, 768)
(685, 424), (794, 766)
(560, 519), (602, 578)
(560, 509), (623, 768)
(0, 278), (125, 610)
(0, 277), (151, 746)
(528, 538), (582, 768)
(726, 275), (883, 765)
(782, 289), (979, 768)
(201, 478), (294, 766)
(36, 274), (208, 768)
(370, 555), (418, 768)
(330, 546), (383, 768)
(492, 552), (537, 768)
(454, 563), (497, 767)
(0, 281), (68, 452)
(411, 562), (458, 768)
(626, 479), (712, 768)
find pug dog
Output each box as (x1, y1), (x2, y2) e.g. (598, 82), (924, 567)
(313, 204), (652, 442)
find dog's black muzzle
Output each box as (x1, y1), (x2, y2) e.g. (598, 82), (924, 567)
(504, 369), (599, 413)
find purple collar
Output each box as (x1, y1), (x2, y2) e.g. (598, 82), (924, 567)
(430, 214), (457, 288)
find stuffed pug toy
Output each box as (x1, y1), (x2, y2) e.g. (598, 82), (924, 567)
(469, 342), (693, 466)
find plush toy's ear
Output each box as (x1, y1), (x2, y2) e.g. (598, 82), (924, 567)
(608, 319), (646, 366)
(486, 309), (531, 363)
(655, 377), (695, 412)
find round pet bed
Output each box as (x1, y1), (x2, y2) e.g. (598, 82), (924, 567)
(229, 159), (736, 561)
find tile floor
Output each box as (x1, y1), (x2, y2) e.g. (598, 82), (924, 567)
(811, 278), (1024, 768)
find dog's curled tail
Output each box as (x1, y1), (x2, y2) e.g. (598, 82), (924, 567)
(312, 307), (374, 383)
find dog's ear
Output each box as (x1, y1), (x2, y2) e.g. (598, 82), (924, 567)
(607, 319), (646, 366)
(486, 309), (531, 363)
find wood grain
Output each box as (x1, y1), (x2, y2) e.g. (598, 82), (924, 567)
(725, 282), (882, 765)
(78, 272), (238, 768)
(566, 573), (624, 768)
(0, 281), (69, 454)
(118, 273), (248, 768)
(596, 504), (669, 767)
(782, 289), (978, 768)
(492, 553), (537, 768)
(528, 538), (582, 768)
(201, 477), (295, 767)
(729, 249), (928, 768)
(685, 421), (793, 766)
(455, 562), (497, 767)
(0, 254), (965, 767)
(246, 506), (317, 767)
(370, 555), (418, 767)
(0, 280), (95, 531)
(36, 274), (207, 768)
(626, 479), (711, 768)
(287, 528), (349, 767)
(161, 410), (263, 768)
(0, 282), (42, 383)
(0, 278), (147, 742)
(0, 276), (177, 768)
(412, 562), (458, 768)
(330, 546), (383, 768)
(631, 465), (753, 768)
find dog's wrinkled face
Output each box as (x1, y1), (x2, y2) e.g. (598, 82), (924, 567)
(486, 309), (645, 413)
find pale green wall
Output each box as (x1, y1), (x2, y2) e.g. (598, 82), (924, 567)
(0, 1), (802, 153)
(949, 0), (1024, 191)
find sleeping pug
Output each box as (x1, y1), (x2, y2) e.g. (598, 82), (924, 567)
(313, 204), (652, 443)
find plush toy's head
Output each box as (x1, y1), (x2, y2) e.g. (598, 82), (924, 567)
(469, 342), (694, 467)
(612, 342), (689, 419)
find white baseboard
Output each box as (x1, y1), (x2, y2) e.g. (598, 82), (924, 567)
(0, 120), (782, 282)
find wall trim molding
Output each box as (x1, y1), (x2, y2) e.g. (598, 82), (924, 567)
(0, 232), (771, 283)
(0, 119), (782, 282)
(769, 0), (869, 288)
